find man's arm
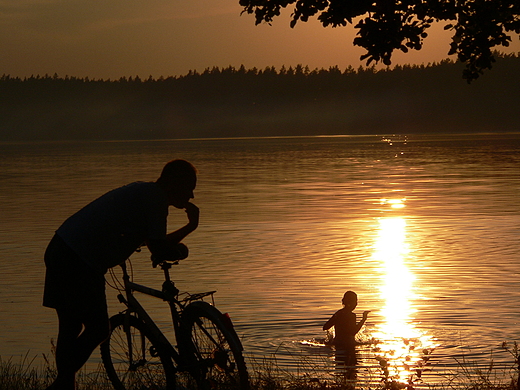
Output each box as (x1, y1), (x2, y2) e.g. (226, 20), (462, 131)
(146, 202), (199, 260)
(166, 202), (199, 244)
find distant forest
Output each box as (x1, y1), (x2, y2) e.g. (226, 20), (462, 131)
(1, 53), (519, 141)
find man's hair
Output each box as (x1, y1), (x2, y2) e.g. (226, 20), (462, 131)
(159, 159), (197, 182)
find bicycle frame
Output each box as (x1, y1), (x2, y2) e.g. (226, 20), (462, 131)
(104, 259), (249, 390)
(115, 260), (205, 370)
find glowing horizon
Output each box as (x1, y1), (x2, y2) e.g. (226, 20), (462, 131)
(3, 0), (518, 80)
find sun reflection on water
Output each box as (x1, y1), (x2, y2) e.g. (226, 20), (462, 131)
(370, 215), (438, 384)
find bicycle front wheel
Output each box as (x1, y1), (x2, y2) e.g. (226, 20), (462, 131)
(181, 301), (250, 390)
(100, 313), (176, 390)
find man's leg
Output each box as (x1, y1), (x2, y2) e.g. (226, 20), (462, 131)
(51, 309), (110, 390)
(52, 310), (82, 390)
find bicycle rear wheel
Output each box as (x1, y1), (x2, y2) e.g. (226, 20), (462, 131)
(100, 313), (176, 390)
(181, 301), (250, 390)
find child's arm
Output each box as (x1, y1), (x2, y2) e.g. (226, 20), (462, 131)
(354, 310), (370, 334)
(323, 312), (337, 331)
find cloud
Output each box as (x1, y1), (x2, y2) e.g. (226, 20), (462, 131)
(0, 0), (240, 42)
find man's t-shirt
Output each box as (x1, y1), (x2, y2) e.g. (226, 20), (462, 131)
(57, 181), (169, 274)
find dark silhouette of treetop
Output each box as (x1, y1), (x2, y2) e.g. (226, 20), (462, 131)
(239, 0), (520, 82)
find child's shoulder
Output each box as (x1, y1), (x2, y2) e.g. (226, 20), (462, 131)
(335, 307), (353, 316)
(334, 308), (355, 320)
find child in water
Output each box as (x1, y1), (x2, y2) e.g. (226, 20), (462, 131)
(323, 291), (370, 350)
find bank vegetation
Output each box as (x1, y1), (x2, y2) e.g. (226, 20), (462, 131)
(1, 53), (519, 142)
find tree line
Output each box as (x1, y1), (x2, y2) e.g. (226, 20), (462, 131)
(240, 0), (520, 82)
(1, 53), (519, 141)
(0, 60), (458, 86)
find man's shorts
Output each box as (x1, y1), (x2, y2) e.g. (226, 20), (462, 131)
(43, 234), (107, 320)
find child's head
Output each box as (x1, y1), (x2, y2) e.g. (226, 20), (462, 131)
(342, 290), (358, 310)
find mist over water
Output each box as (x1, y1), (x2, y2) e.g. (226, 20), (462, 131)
(1, 134), (520, 384)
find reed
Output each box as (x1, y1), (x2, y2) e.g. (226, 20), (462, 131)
(1, 343), (519, 390)
(0, 353), (112, 390)
(0, 353), (50, 390)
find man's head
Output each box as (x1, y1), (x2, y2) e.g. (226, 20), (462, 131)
(157, 160), (197, 208)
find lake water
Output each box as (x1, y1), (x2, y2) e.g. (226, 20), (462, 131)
(1, 134), (520, 386)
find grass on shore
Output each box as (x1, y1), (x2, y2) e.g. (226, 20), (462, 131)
(2, 342), (519, 390)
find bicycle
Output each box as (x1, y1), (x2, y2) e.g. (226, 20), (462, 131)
(100, 252), (250, 390)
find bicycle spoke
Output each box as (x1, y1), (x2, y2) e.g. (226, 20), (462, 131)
(182, 302), (249, 390)
(101, 314), (175, 390)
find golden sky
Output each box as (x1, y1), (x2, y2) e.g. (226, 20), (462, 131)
(1, 0), (519, 79)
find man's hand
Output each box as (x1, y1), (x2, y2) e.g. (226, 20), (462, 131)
(185, 202), (199, 229)
(151, 243), (189, 267)
(164, 202), (199, 245)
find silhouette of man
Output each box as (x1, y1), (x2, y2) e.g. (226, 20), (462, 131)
(43, 159), (199, 390)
